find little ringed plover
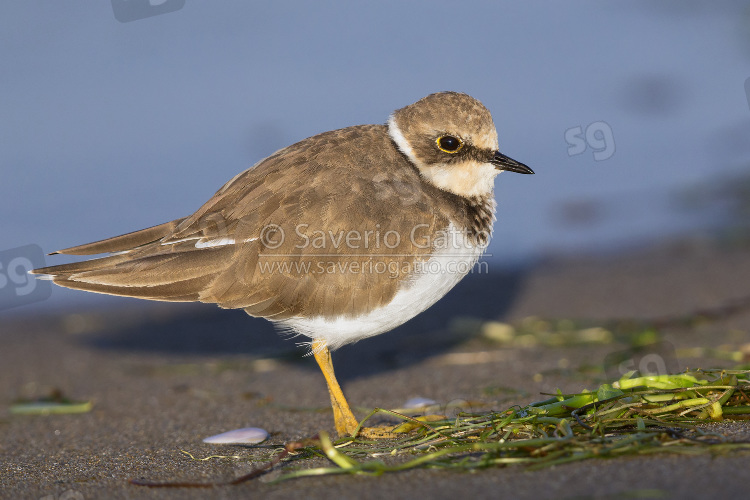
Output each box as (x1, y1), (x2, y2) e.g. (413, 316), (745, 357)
(32, 91), (534, 437)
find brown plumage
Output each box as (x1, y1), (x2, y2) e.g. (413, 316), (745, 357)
(32, 92), (533, 437)
(35, 124), (495, 317)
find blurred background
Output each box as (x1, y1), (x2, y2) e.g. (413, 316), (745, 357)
(2, 0), (750, 313)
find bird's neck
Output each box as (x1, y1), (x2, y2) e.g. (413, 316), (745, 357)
(464, 194), (497, 247)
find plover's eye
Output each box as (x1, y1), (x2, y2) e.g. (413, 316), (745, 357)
(436, 135), (463, 153)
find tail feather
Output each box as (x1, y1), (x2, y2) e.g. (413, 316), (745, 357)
(32, 234), (235, 302)
(54, 248), (232, 288)
(51, 218), (185, 256)
(51, 274), (212, 302)
(32, 253), (134, 277)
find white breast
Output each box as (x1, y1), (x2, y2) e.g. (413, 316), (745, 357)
(277, 222), (487, 350)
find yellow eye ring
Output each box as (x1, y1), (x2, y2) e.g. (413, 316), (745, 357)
(436, 135), (464, 153)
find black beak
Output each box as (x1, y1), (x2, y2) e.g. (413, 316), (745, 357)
(490, 151), (534, 174)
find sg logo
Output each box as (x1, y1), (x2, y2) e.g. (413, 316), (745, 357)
(0, 244), (52, 310)
(603, 341), (680, 380)
(111, 0), (186, 23)
(40, 490), (84, 500)
(565, 121), (615, 161)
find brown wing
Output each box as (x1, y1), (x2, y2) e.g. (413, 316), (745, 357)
(32, 124), (453, 317)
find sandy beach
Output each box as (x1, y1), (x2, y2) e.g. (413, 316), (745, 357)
(2, 235), (749, 499)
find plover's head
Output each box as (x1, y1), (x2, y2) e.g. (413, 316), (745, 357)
(388, 91), (533, 198)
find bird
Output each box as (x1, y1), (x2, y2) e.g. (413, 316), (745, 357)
(32, 91), (534, 438)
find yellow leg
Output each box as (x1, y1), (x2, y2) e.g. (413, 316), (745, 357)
(312, 339), (359, 437)
(311, 339), (421, 439)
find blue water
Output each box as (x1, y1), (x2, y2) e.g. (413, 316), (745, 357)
(2, 1), (750, 313)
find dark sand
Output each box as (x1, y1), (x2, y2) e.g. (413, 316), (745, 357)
(2, 237), (750, 499)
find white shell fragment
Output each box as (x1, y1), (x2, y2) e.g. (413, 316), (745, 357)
(202, 427), (269, 445)
(403, 397), (437, 409)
